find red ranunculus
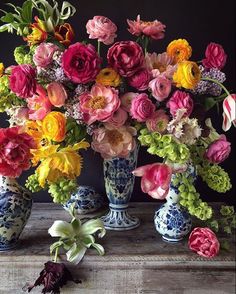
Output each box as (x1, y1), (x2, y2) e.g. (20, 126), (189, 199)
(202, 42), (227, 70)
(62, 42), (101, 84)
(0, 127), (35, 178)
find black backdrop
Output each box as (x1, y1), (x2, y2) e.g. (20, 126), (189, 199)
(0, 0), (235, 205)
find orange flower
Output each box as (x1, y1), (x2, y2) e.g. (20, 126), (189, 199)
(26, 17), (48, 45)
(54, 23), (75, 47)
(42, 111), (66, 142)
(23, 120), (44, 148)
(167, 39), (192, 64)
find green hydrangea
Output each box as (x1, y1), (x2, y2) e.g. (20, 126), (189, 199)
(14, 45), (35, 65)
(0, 93), (26, 112)
(25, 174), (42, 193)
(48, 178), (77, 204)
(0, 75), (10, 96)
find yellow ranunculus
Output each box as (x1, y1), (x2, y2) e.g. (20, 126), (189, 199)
(26, 17), (48, 45)
(173, 61), (201, 90)
(23, 120), (45, 149)
(0, 63), (4, 77)
(31, 141), (90, 187)
(167, 39), (192, 63)
(96, 68), (121, 87)
(42, 111), (66, 142)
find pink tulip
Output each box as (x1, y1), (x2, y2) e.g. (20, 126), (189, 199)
(222, 94), (236, 131)
(132, 163), (172, 199)
(47, 82), (67, 108)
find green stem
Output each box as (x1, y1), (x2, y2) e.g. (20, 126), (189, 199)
(201, 77), (230, 96)
(54, 247), (59, 263)
(97, 41), (101, 56)
(144, 36), (149, 55)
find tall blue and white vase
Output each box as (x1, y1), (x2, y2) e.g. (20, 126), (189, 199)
(154, 166), (195, 242)
(101, 146), (140, 231)
(0, 176), (32, 251)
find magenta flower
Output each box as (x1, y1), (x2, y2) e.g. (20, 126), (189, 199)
(149, 75), (171, 101)
(167, 90), (194, 118)
(130, 93), (155, 122)
(202, 42), (227, 70)
(205, 135), (231, 164)
(128, 68), (151, 91)
(132, 163), (172, 200)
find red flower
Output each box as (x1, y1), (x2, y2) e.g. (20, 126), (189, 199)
(55, 23), (75, 47)
(202, 43), (227, 70)
(0, 127), (35, 178)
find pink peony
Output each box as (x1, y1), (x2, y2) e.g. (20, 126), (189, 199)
(27, 85), (52, 120)
(9, 64), (36, 98)
(107, 41), (144, 77)
(79, 84), (120, 125)
(146, 109), (169, 133)
(47, 82), (67, 108)
(188, 227), (220, 258)
(0, 127), (35, 177)
(91, 124), (137, 159)
(86, 16), (117, 45)
(149, 75), (171, 101)
(33, 42), (59, 67)
(130, 93), (155, 122)
(167, 90), (193, 118)
(62, 42), (101, 84)
(202, 42), (227, 70)
(106, 107), (128, 128)
(128, 68), (151, 91)
(127, 15), (165, 40)
(120, 92), (138, 112)
(132, 163), (172, 199)
(222, 94), (236, 132)
(205, 135), (231, 164)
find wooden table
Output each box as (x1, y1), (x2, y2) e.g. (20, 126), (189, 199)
(0, 203), (235, 294)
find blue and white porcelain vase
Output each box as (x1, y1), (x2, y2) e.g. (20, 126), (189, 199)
(101, 146), (140, 231)
(0, 176), (32, 251)
(154, 166), (195, 242)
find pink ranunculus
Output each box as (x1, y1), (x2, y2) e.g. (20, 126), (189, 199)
(205, 135), (231, 164)
(47, 82), (67, 108)
(79, 84), (120, 125)
(146, 109), (169, 133)
(167, 90), (194, 118)
(91, 124), (137, 159)
(127, 15), (166, 40)
(188, 227), (220, 258)
(106, 107), (128, 128)
(149, 75), (171, 101)
(27, 85), (52, 120)
(62, 42), (101, 84)
(120, 92), (139, 112)
(132, 163), (172, 199)
(130, 93), (155, 122)
(202, 42), (227, 70)
(0, 127), (35, 177)
(86, 16), (117, 45)
(222, 94), (236, 132)
(9, 64), (37, 98)
(128, 68), (151, 91)
(33, 42), (59, 67)
(107, 41), (144, 77)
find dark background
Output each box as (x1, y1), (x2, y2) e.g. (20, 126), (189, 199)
(0, 0), (235, 205)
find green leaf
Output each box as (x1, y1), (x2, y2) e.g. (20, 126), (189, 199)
(1, 13), (14, 23)
(0, 23), (12, 32)
(21, 0), (33, 22)
(223, 226), (232, 234)
(203, 97), (217, 111)
(48, 220), (74, 238)
(66, 243), (87, 264)
(60, 1), (76, 20)
(220, 240), (230, 251)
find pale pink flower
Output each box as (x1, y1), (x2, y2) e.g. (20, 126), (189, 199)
(149, 75), (171, 101)
(128, 68), (151, 90)
(120, 92), (138, 112)
(127, 15), (165, 40)
(91, 124), (137, 159)
(27, 85), (52, 120)
(47, 82), (67, 108)
(79, 84), (120, 125)
(33, 42), (59, 67)
(132, 163), (172, 199)
(167, 90), (193, 118)
(106, 107), (128, 128)
(205, 135), (231, 164)
(222, 94), (236, 131)
(130, 93), (155, 122)
(146, 109), (169, 133)
(86, 16), (117, 45)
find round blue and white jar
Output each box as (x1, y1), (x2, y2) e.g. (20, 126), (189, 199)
(0, 176), (32, 251)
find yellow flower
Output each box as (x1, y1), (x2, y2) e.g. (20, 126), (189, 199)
(173, 61), (201, 90)
(96, 68), (121, 87)
(23, 120), (44, 148)
(167, 39), (192, 63)
(42, 111), (66, 142)
(31, 141), (90, 187)
(26, 17), (47, 45)
(0, 63), (4, 77)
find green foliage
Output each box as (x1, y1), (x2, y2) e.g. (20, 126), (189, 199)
(0, 93), (26, 113)
(48, 178), (77, 204)
(64, 118), (87, 146)
(25, 173), (42, 193)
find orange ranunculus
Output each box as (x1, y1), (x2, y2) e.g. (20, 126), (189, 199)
(167, 39), (192, 64)
(26, 17), (48, 46)
(23, 120), (44, 148)
(42, 111), (66, 142)
(54, 23), (75, 47)
(96, 68), (121, 87)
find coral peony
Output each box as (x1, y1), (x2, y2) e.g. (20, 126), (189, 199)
(167, 39), (192, 64)
(33, 42), (59, 67)
(205, 135), (231, 164)
(132, 163), (172, 199)
(86, 16), (117, 45)
(149, 75), (171, 101)
(120, 92), (139, 112)
(167, 90), (193, 118)
(222, 94), (236, 132)
(47, 82), (67, 108)
(130, 93), (155, 122)
(202, 42), (227, 70)
(9, 64), (37, 98)
(106, 107), (128, 128)
(96, 68), (121, 87)
(188, 227), (220, 258)
(0, 127), (35, 177)
(107, 41), (144, 77)
(79, 84), (120, 125)
(54, 23), (75, 47)
(146, 110), (169, 133)
(42, 111), (66, 142)
(62, 42), (101, 84)
(91, 125), (136, 159)
(127, 15), (165, 40)
(128, 68), (151, 91)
